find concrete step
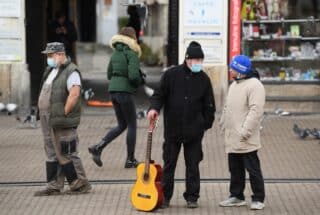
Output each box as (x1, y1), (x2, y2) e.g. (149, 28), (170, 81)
(265, 96), (320, 113)
(264, 82), (320, 97)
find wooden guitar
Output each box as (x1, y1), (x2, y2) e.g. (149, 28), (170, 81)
(131, 118), (163, 211)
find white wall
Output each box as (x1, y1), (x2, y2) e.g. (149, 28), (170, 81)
(118, 0), (128, 17)
(96, 0), (118, 45)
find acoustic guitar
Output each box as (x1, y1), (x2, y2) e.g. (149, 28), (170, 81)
(131, 118), (163, 211)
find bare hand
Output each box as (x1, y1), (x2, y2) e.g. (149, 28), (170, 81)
(61, 27), (67, 34)
(147, 109), (158, 122)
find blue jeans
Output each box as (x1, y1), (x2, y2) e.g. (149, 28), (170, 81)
(102, 92), (137, 159)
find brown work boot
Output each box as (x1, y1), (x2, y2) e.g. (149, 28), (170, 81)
(34, 188), (61, 196)
(65, 182), (92, 195)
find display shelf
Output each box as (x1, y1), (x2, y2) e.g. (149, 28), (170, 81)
(242, 18), (320, 24)
(261, 80), (320, 85)
(251, 57), (320, 62)
(243, 37), (320, 41)
(241, 17), (320, 82)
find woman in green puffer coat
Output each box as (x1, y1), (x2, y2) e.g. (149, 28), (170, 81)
(88, 27), (142, 168)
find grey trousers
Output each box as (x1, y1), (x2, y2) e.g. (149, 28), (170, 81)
(40, 112), (88, 190)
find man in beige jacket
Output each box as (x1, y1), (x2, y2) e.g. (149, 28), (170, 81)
(219, 55), (265, 210)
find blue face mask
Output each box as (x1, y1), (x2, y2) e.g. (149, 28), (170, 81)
(47, 58), (57, 68)
(191, 64), (203, 73)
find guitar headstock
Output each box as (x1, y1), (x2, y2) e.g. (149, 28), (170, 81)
(149, 117), (159, 133)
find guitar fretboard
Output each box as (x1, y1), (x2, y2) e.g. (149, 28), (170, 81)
(144, 131), (153, 178)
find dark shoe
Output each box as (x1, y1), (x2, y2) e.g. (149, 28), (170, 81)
(65, 183), (92, 195)
(160, 199), (170, 209)
(88, 144), (103, 167)
(187, 201), (198, 209)
(124, 158), (139, 168)
(34, 188), (61, 196)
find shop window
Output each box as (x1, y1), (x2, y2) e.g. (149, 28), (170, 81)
(240, 0), (320, 81)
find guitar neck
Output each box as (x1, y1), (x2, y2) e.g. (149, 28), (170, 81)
(144, 131), (153, 176)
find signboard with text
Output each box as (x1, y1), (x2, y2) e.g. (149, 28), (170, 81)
(229, 0), (241, 62)
(0, 18), (21, 38)
(0, 40), (23, 61)
(179, 0), (228, 65)
(0, 0), (21, 17)
(184, 0), (223, 26)
(0, 0), (24, 63)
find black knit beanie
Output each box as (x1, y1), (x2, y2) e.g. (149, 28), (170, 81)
(185, 41), (204, 59)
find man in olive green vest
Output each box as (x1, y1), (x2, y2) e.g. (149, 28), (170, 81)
(34, 42), (91, 196)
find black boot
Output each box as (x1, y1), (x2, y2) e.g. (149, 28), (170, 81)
(46, 161), (59, 182)
(124, 158), (139, 168)
(61, 162), (92, 194)
(61, 162), (78, 185)
(34, 161), (61, 196)
(88, 140), (106, 167)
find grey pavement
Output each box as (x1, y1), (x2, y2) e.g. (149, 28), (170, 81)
(0, 112), (319, 214)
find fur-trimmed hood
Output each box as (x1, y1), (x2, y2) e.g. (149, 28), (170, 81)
(109, 35), (141, 57)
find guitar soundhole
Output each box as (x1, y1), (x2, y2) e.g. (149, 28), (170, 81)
(143, 173), (149, 182)
(137, 193), (151, 199)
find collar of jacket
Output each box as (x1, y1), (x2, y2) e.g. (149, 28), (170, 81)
(235, 70), (260, 83)
(109, 34), (141, 57)
(57, 57), (72, 70)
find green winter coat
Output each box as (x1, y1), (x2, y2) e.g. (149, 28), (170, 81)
(107, 34), (142, 93)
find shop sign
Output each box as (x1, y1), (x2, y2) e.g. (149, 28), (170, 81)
(180, 0), (227, 65)
(0, 0), (21, 18)
(0, 40), (23, 61)
(229, 0), (241, 61)
(0, 18), (21, 38)
(184, 0), (223, 26)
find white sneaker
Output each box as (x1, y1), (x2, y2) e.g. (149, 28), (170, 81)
(219, 197), (246, 207)
(250, 201), (265, 210)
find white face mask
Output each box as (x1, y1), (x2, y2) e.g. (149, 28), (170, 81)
(191, 64), (203, 73)
(47, 58), (57, 68)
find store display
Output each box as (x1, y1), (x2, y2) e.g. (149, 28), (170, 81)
(270, 0), (280, 20)
(240, 0), (320, 81)
(290, 25), (300, 37)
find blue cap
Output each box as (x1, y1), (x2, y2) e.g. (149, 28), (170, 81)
(230, 55), (252, 74)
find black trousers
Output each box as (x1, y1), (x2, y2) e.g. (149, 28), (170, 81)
(228, 151), (265, 202)
(161, 133), (204, 202)
(102, 93), (137, 159)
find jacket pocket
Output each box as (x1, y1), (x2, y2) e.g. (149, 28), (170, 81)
(231, 129), (248, 151)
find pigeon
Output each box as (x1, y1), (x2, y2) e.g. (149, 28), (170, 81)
(83, 88), (95, 101)
(310, 128), (320, 139)
(293, 124), (309, 139)
(0, 103), (6, 112)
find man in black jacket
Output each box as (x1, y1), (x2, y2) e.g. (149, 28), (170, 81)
(48, 11), (78, 62)
(147, 41), (216, 209)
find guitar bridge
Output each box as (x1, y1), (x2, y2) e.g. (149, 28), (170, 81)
(137, 193), (151, 199)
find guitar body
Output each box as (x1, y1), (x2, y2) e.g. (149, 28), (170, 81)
(131, 162), (164, 211)
(152, 161), (163, 208)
